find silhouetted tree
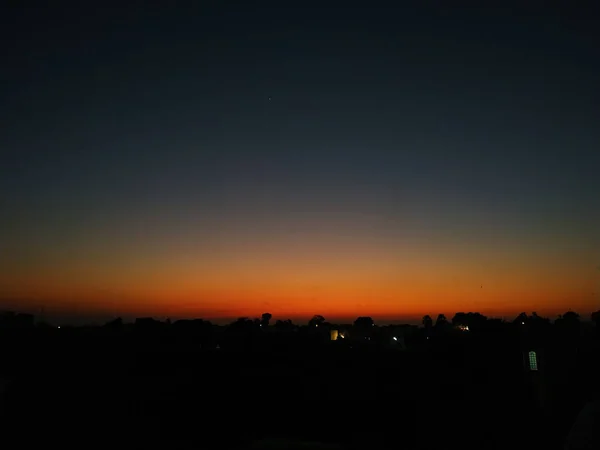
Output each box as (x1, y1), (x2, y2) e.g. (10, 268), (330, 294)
(308, 315), (325, 327)
(452, 312), (467, 326)
(274, 319), (294, 331)
(354, 316), (374, 328)
(422, 315), (433, 330)
(229, 317), (255, 332)
(529, 312), (550, 325)
(555, 311), (580, 328)
(513, 312), (528, 325)
(527, 312), (550, 336)
(260, 313), (272, 327)
(432, 314), (450, 335)
(555, 311), (581, 342)
(452, 312), (487, 331)
(562, 311), (580, 323)
(435, 314), (447, 327)
(470, 312), (487, 329)
(592, 310), (600, 327)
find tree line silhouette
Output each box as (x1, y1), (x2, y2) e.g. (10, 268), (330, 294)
(1, 308), (599, 336)
(1, 307), (599, 449)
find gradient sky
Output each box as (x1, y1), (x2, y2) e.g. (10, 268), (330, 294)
(1, 4), (599, 324)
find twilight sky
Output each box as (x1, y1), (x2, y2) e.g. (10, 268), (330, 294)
(1, 4), (599, 324)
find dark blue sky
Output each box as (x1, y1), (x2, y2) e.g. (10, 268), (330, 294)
(1, 4), (599, 322)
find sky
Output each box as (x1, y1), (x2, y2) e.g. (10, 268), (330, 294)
(1, 4), (599, 324)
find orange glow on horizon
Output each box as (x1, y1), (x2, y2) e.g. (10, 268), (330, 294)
(2, 266), (597, 323)
(1, 216), (598, 323)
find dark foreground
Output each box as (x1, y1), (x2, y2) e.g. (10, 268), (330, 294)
(0, 330), (595, 449)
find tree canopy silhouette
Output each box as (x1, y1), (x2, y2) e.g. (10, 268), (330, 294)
(308, 315), (325, 327)
(274, 319), (294, 331)
(422, 315), (433, 330)
(514, 312), (528, 324)
(435, 314), (448, 328)
(452, 312), (487, 330)
(354, 316), (374, 328)
(260, 313), (272, 327)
